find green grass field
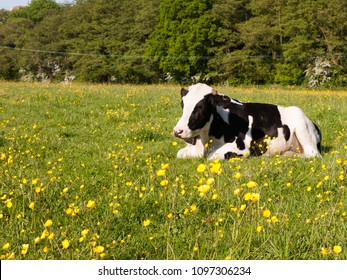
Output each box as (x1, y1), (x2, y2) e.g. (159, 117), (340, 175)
(0, 82), (346, 260)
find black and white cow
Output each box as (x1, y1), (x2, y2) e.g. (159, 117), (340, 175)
(173, 83), (322, 160)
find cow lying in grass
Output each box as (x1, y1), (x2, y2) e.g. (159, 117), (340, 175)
(173, 83), (322, 160)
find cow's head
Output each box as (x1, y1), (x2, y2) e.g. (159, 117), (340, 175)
(173, 83), (228, 139)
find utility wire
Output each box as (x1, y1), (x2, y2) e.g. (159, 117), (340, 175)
(1, 45), (346, 60)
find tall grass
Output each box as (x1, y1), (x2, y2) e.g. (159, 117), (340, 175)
(0, 82), (346, 260)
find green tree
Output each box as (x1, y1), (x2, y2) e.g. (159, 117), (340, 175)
(59, 0), (160, 83)
(280, 0), (347, 86)
(146, 0), (218, 83)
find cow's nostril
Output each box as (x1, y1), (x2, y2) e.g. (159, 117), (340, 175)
(174, 129), (183, 137)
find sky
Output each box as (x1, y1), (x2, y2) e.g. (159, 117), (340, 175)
(0, 0), (71, 10)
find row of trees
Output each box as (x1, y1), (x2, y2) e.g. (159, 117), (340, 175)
(0, 0), (346, 86)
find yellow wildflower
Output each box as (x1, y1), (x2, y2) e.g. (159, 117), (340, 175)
(240, 204), (247, 211)
(2, 243), (10, 250)
(32, 178), (39, 185)
(21, 244), (29, 255)
(196, 164), (206, 173)
(81, 229), (89, 237)
(210, 161), (221, 174)
(160, 180), (169, 187)
(156, 169), (165, 176)
(143, 219), (151, 227)
(333, 245), (342, 254)
(190, 204), (197, 212)
(28, 202), (35, 209)
(263, 209), (271, 218)
(256, 225), (263, 233)
(161, 163), (169, 170)
(251, 193), (260, 202)
(62, 239), (70, 249)
(244, 192), (253, 201)
(44, 219), (53, 227)
(246, 181), (258, 188)
(5, 200), (12, 208)
(167, 213), (173, 219)
(198, 184), (210, 194)
(320, 248), (329, 255)
(206, 178), (215, 185)
(93, 246), (105, 254)
(86, 200), (96, 209)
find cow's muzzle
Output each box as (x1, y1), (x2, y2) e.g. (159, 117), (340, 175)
(173, 129), (184, 138)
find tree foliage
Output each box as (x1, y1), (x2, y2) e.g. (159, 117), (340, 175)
(0, 0), (346, 86)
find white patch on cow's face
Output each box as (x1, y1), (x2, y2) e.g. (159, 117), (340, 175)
(173, 83), (214, 139)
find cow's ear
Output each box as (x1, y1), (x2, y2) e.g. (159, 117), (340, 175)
(181, 88), (189, 97)
(209, 94), (230, 107)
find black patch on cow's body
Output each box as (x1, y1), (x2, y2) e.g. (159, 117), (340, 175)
(283, 125), (290, 141)
(224, 151), (243, 159)
(313, 123), (322, 152)
(236, 138), (245, 150)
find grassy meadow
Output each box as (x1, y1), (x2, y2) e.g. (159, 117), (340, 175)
(0, 82), (346, 260)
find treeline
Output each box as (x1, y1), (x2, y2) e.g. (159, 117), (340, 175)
(0, 0), (346, 86)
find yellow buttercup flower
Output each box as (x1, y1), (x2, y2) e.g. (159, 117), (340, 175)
(244, 192), (253, 201)
(196, 164), (207, 173)
(161, 163), (169, 170)
(62, 239), (70, 249)
(198, 184), (210, 194)
(263, 209), (271, 218)
(190, 204), (197, 212)
(156, 169), (165, 176)
(86, 200), (96, 209)
(246, 181), (258, 188)
(251, 193), (260, 202)
(81, 229), (89, 237)
(44, 219), (53, 227)
(32, 178), (39, 185)
(320, 248), (329, 255)
(2, 243), (10, 250)
(160, 180), (169, 187)
(333, 245), (342, 254)
(210, 161), (221, 174)
(206, 178), (215, 185)
(28, 202), (35, 209)
(21, 244), (29, 255)
(5, 200), (12, 208)
(93, 246), (105, 254)
(143, 219), (151, 227)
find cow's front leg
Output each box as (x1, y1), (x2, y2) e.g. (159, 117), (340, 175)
(177, 138), (205, 158)
(207, 142), (249, 160)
